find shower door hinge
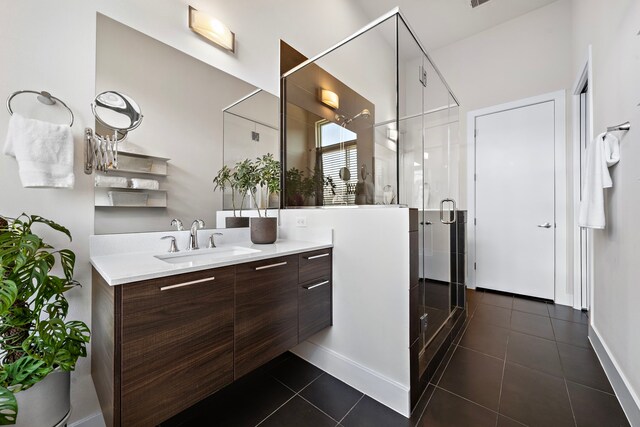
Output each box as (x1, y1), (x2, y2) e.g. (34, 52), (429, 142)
(474, 262), (477, 270)
(419, 65), (427, 87)
(474, 218), (477, 225)
(474, 129), (478, 138)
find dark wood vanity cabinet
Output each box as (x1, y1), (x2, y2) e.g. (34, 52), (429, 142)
(92, 248), (333, 426)
(234, 255), (299, 378)
(93, 267), (235, 427)
(298, 249), (333, 341)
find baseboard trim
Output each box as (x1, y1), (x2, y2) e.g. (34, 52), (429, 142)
(291, 340), (410, 417)
(589, 325), (640, 426)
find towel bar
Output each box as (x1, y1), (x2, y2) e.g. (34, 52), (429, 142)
(606, 121), (630, 133)
(6, 90), (74, 127)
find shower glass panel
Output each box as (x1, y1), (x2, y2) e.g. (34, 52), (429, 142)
(281, 11), (462, 383)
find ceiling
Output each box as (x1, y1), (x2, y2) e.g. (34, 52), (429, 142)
(352, 0), (560, 51)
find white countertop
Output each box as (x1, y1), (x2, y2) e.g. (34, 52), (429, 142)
(90, 227), (333, 286)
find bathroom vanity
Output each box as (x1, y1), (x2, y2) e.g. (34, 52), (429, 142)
(90, 232), (332, 427)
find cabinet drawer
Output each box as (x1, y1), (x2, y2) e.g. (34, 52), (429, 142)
(235, 255), (299, 378)
(120, 266), (235, 426)
(299, 277), (332, 342)
(299, 249), (332, 283)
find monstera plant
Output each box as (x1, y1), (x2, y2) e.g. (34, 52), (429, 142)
(0, 214), (90, 425)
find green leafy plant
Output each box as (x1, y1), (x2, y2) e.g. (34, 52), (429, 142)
(213, 165), (239, 217)
(234, 159), (258, 217)
(254, 154), (281, 217)
(0, 214), (90, 425)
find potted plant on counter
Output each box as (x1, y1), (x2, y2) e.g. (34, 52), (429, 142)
(213, 164), (250, 228)
(250, 154), (281, 244)
(0, 214), (90, 426)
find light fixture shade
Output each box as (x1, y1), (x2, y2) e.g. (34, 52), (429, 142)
(189, 6), (235, 52)
(320, 89), (339, 109)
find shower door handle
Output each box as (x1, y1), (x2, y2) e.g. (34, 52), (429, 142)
(537, 222), (552, 229)
(440, 198), (457, 224)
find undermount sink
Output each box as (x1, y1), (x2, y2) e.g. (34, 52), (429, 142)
(155, 246), (261, 266)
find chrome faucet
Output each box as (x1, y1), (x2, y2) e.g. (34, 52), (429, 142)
(171, 219), (184, 231)
(188, 219), (205, 250)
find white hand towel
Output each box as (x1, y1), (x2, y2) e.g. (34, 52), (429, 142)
(95, 175), (128, 188)
(130, 178), (159, 190)
(578, 132), (620, 229)
(3, 113), (74, 188)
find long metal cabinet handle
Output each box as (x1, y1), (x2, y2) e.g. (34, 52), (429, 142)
(440, 198), (457, 224)
(255, 261), (288, 271)
(303, 280), (330, 290)
(305, 253), (330, 260)
(160, 276), (214, 291)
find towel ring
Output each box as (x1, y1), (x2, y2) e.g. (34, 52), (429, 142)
(6, 90), (75, 127)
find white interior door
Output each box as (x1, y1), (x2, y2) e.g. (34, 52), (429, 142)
(475, 101), (556, 299)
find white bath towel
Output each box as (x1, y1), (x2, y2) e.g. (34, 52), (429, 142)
(95, 175), (128, 188)
(578, 132), (620, 229)
(130, 178), (159, 190)
(3, 113), (74, 188)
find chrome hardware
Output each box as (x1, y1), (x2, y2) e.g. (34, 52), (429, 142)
(160, 276), (214, 291)
(305, 253), (330, 260)
(188, 219), (205, 250)
(255, 261), (287, 271)
(606, 121), (630, 133)
(161, 236), (179, 253)
(208, 232), (223, 248)
(171, 219), (184, 231)
(6, 89), (75, 126)
(440, 198), (457, 224)
(537, 223), (553, 229)
(303, 280), (330, 290)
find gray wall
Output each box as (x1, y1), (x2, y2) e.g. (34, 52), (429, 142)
(94, 14), (255, 234)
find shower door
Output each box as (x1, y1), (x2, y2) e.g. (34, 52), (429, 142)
(399, 42), (461, 353)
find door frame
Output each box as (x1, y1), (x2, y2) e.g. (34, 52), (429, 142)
(466, 90), (569, 305)
(572, 46), (595, 312)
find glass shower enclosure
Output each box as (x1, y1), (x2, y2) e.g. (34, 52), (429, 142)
(280, 8), (464, 403)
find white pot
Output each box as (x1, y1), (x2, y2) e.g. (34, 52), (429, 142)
(14, 370), (70, 427)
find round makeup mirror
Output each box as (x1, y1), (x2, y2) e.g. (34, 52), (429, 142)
(91, 91), (143, 141)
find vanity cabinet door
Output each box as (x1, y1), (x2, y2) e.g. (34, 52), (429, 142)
(120, 267), (235, 427)
(234, 255), (299, 378)
(298, 249), (333, 341)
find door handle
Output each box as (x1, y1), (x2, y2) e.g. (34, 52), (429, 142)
(440, 198), (457, 224)
(537, 223), (552, 229)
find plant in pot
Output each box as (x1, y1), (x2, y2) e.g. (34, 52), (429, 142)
(0, 214), (90, 426)
(213, 164), (249, 228)
(250, 153), (281, 244)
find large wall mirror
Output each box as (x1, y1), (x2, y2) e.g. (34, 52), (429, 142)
(94, 14), (273, 234)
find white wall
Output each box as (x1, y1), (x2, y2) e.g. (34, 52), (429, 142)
(571, 0), (640, 422)
(429, 0), (575, 302)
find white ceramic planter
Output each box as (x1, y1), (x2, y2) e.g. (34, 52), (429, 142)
(14, 370), (70, 427)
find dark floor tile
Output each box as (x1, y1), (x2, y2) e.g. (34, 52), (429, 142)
(510, 310), (555, 340)
(419, 387), (497, 427)
(472, 304), (511, 328)
(481, 292), (513, 309)
(341, 395), (411, 427)
(409, 384), (436, 426)
(300, 374), (363, 422)
(497, 415), (527, 426)
(513, 298), (549, 317)
(438, 346), (503, 411)
(500, 362), (574, 427)
(270, 354), (324, 392)
(459, 321), (510, 359)
(552, 318), (591, 348)
(567, 381), (630, 427)
(260, 396), (335, 427)
(548, 304), (589, 324)
(557, 342), (614, 393)
(506, 331), (563, 377)
(165, 370), (294, 427)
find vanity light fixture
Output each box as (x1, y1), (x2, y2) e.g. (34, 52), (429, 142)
(320, 89), (340, 109)
(188, 6), (235, 53)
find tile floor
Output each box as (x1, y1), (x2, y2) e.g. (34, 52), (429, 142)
(161, 290), (629, 427)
